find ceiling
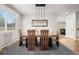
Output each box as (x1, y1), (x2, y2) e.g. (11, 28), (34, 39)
(7, 4), (79, 15)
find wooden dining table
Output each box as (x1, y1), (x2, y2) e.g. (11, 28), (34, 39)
(19, 32), (59, 47)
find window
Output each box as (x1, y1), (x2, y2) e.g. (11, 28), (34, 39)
(6, 14), (16, 30)
(0, 10), (5, 31)
(0, 9), (16, 31)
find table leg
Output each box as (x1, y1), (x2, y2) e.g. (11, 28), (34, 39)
(48, 37), (53, 47)
(56, 36), (59, 46)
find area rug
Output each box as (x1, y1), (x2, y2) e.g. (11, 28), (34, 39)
(0, 42), (76, 55)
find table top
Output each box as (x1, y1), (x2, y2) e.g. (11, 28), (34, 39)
(21, 32), (59, 37)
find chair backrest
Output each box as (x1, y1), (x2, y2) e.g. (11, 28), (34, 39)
(40, 30), (49, 50)
(27, 30), (35, 50)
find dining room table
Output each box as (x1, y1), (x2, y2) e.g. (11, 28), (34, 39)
(19, 31), (59, 47)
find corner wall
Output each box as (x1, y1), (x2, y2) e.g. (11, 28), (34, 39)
(0, 5), (21, 49)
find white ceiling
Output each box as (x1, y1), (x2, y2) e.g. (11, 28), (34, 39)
(8, 4), (79, 15)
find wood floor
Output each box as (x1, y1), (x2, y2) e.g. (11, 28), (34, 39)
(60, 36), (79, 54)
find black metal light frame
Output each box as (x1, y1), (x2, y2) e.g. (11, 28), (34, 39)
(35, 4), (46, 7)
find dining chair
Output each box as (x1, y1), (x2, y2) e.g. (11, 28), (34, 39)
(19, 31), (28, 47)
(40, 30), (49, 50)
(48, 37), (53, 47)
(56, 35), (59, 46)
(19, 36), (28, 47)
(27, 30), (36, 50)
(19, 30), (27, 46)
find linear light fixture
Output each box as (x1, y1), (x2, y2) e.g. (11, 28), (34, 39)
(35, 4), (46, 20)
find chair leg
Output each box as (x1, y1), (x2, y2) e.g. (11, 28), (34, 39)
(26, 38), (28, 48)
(56, 41), (59, 46)
(35, 37), (38, 46)
(48, 37), (52, 47)
(19, 40), (23, 46)
(19, 37), (23, 46)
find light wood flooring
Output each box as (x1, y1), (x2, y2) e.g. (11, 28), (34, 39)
(60, 36), (79, 54)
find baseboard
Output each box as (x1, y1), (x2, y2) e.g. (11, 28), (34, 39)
(0, 38), (19, 52)
(3, 40), (19, 49)
(65, 36), (76, 40)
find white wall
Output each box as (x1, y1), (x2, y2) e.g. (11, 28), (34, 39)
(0, 31), (19, 48)
(0, 5), (21, 49)
(65, 12), (76, 40)
(21, 14), (57, 34)
(57, 14), (65, 22)
(56, 14), (66, 34)
(76, 12), (79, 39)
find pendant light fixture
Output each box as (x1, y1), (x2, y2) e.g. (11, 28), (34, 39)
(32, 4), (47, 27)
(35, 4), (46, 20)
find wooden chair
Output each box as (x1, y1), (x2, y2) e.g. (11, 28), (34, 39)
(19, 31), (27, 47)
(27, 30), (36, 50)
(19, 36), (28, 47)
(40, 30), (49, 50)
(56, 35), (59, 46)
(19, 30), (27, 46)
